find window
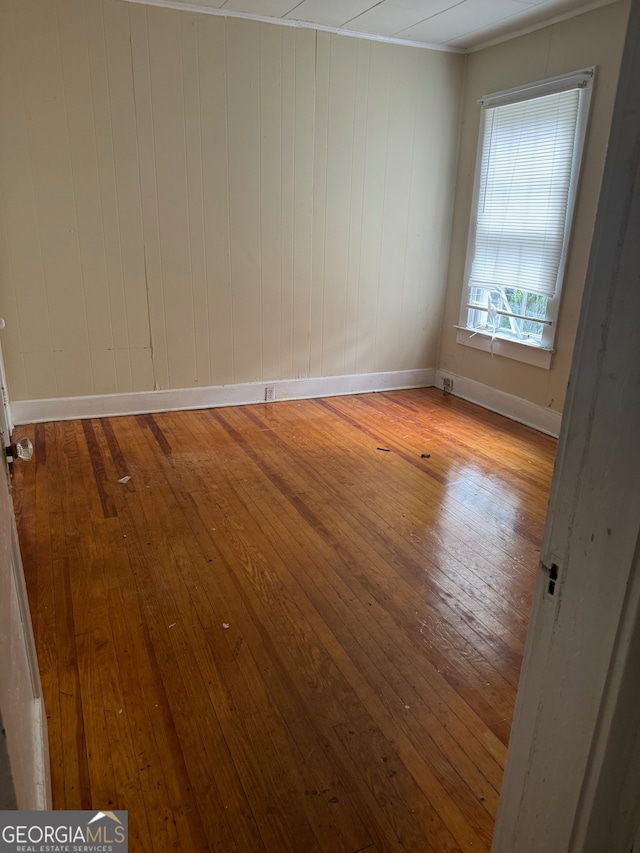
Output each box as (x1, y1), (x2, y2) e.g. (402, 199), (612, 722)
(457, 68), (595, 369)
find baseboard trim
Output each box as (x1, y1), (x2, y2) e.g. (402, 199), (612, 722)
(434, 369), (562, 437)
(11, 368), (562, 436)
(31, 698), (51, 810)
(11, 369), (436, 425)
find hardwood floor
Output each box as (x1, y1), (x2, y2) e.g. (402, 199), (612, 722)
(12, 388), (556, 852)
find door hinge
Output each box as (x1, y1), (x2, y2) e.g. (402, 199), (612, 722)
(542, 562), (559, 596)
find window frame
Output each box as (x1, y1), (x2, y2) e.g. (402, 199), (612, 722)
(457, 68), (596, 370)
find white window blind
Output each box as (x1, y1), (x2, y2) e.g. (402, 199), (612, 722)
(469, 88), (581, 299)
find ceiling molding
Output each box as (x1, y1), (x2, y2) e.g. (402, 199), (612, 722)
(466, 0), (620, 52)
(119, 0), (466, 53)
(118, 0), (622, 55)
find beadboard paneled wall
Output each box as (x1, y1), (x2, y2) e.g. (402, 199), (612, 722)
(0, 0), (463, 401)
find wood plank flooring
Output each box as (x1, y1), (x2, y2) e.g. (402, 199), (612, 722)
(12, 388), (556, 852)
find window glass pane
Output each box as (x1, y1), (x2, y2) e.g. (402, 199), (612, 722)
(466, 285), (547, 341)
(470, 88), (580, 299)
(525, 292), (548, 320)
(460, 70), (594, 356)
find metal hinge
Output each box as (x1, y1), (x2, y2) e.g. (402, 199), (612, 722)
(542, 562), (559, 596)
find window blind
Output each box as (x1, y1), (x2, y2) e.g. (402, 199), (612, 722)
(469, 88), (581, 299)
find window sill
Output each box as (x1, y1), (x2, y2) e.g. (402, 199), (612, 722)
(455, 327), (554, 369)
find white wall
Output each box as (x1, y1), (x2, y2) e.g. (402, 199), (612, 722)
(0, 0), (463, 403)
(438, 0), (630, 414)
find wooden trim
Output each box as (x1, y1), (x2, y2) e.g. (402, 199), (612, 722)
(11, 368), (563, 439)
(435, 370), (562, 437)
(10, 369), (436, 425)
(29, 699), (51, 811)
(455, 328), (554, 370)
(469, 0), (620, 53)
(0, 521), (50, 810)
(120, 0), (465, 53)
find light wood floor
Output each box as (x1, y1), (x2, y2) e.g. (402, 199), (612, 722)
(13, 388), (556, 853)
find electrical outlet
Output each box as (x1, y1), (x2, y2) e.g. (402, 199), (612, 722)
(265, 385), (276, 402)
(442, 377), (453, 395)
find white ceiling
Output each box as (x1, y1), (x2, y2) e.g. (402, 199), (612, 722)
(139, 0), (618, 50)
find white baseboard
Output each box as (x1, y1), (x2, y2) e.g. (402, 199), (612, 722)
(10, 367), (562, 436)
(27, 698), (51, 811)
(434, 369), (562, 437)
(11, 368), (436, 425)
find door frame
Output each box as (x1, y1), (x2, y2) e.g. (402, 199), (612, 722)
(0, 323), (50, 810)
(491, 2), (640, 850)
